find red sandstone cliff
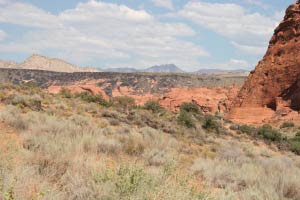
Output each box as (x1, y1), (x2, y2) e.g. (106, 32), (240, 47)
(228, 1), (300, 124)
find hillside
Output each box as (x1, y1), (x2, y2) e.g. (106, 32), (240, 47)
(0, 83), (300, 199)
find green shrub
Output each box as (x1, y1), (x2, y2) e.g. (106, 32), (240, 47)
(239, 124), (255, 135)
(76, 92), (112, 107)
(289, 140), (300, 155)
(258, 124), (282, 141)
(143, 101), (164, 113)
(202, 115), (219, 133)
(180, 102), (199, 113)
(177, 111), (195, 128)
(280, 122), (295, 129)
(59, 87), (72, 98)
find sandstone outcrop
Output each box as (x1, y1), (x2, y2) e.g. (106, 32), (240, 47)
(228, 1), (300, 124)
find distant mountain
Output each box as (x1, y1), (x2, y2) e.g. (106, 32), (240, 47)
(105, 67), (139, 73)
(0, 60), (17, 69)
(194, 68), (249, 74)
(143, 64), (184, 73)
(0, 54), (101, 73)
(18, 54), (100, 73)
(105, 64), (185, 73)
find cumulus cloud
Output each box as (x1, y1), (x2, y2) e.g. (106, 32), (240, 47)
(152, 0), (174, 10)
(178, 1), (278, 48)
(0, 2), (58, 28)
(231, 41), (267, 55)
(0, 0), (208, 70)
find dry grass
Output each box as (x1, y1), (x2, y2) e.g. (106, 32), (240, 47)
(0, 84), (300, 200)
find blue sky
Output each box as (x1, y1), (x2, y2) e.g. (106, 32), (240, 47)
(0, 0), (295, 71)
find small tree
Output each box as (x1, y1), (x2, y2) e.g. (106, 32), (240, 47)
(143, 100), (164, 113)
(202, 115), (219, 133)
(177, 111), (195, 128)
(180, 102), (200, 113)
(258, 124), (282, 141)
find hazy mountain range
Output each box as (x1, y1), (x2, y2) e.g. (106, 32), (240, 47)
(0, 54), (249, 74)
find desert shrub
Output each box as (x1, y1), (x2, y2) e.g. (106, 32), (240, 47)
(280, 122), (295, 129)
(143, 100), (164, 113)
(59, 87), (72, 98)
(258, 124), (282, 142)
(0, 105), (28, 130)
(124, 138), (145, 156)
(289, 141), (300, 155)
(113, 96), (136, 113)
(76, 92), (112, 107)
(5, 94), (42, 111)
(180, 102), (200, 113)
(97, 137), (122, 155)
(93, 165), (151, 198)
(289, 134), (300, 155)
(69, 114), (92, 127)
(239, 124), (255, 135)
(0, 91), (6, 102)
(109, 119), (120, 126)
(143, 149), (173, 166)
(202, 115), (219, 133)
(177, 111), (195, 128)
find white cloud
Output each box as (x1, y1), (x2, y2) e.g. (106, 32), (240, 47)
(0, 30), (6, 41)
(0, 0), (9, 5)
(231, 41), (267, 55)
(0, 0), (209, 70)
(197, 59), (250, 71)
(178, 1), (278, 48)
(152, 0), (174, 10)
(0, 2), (58, 28)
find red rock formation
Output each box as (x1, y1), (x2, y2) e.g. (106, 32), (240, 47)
(228, 1), (300, 124)
(47, 81), (239, 114)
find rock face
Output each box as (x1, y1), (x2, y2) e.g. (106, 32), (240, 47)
(18, 54), (100, 73)
(228, 1), (300, 124)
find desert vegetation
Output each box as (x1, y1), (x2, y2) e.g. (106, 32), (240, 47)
(0, 84), (300, 200)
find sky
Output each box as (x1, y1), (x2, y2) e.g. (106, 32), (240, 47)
(0, 0), (295, 71)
